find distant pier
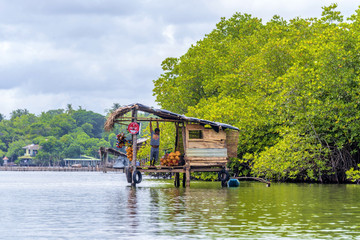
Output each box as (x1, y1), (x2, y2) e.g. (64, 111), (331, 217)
(0, 166), (123, 172)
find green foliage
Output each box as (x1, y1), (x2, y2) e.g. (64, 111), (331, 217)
(62, 143), (82, 158)
(250, 128), (330, 181)
(72, 110), (105, 138)
(107, 133), (117, 148)
(137, 121), (176, 162)
(10, 109), (29, 121)
(192, 172), (218, 181)
(153, 5), (360, 182)
(228, 157), (251, 177)
(159, 122), (176, 154)
(346, 164), (360, 183)
(6, 139), (29, 161)
(0, 106), (113, 166)
(49, 114), (76, 137)
(137, 142), (151, 162)
(81, 123), (93, 136)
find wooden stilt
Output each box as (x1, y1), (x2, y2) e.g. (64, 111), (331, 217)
(174, 172), (180, 187)
(182, 172), (186, 188)
(103, 152), (108, 173)
(185, 166), (190, 187)
(131, 108), (138, 187)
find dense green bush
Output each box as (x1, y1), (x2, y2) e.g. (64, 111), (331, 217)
(153, 4), (360, 182)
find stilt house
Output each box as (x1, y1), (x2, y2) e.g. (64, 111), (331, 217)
(104, 103), (239, 169)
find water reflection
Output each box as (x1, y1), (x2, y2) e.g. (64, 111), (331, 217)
(127, 187), (138, 229)
(1, 172), (359, 239)
(109, 181), (360, 239)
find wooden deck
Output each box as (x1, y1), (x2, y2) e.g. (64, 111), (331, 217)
(135, 164), (225, 174)
(125, 164), (227, 187)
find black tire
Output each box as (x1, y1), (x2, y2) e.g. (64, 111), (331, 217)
(133, 170), (142, 184)
(218, 169), (230, 182)
(125, 167), (132, 183)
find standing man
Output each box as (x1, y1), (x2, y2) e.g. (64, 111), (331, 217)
(150, 120), (160, 166)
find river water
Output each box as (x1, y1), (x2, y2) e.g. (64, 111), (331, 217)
(0, 171), (359, 239)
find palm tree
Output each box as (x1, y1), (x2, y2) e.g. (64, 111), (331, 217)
(10, 109), (29, 120)
(104, 103), (122, 115)
(111, 103), (121, 112)
(66, 104), (74, 115)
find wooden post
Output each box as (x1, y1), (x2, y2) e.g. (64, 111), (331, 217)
(131, 108), (138, 187)
(103, 151), (108, 173)
(174, 172), (180, 187)
(99, 148), (104, 172)
(182, 172), (186, 188)
(181, 123), (187, 151)
(174, 122), (179, 151)
(182, 123), (191, 187)
(185, 164), (190, 187)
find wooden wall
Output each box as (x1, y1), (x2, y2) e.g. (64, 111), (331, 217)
(225, 129), (239, 158)
(184, 124), (229, 166)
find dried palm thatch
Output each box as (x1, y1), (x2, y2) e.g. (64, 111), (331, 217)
(104, 104), (136, 131)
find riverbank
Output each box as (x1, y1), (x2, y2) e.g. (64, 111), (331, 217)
(0, 166), (124, 172)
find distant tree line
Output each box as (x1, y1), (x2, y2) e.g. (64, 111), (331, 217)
(0, 103), (148, 166)
(153, 4), (360, 183)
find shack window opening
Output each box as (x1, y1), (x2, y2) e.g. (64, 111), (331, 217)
(189, 130), (203, 139)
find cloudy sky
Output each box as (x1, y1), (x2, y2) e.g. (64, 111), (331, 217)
(0, 0), (359, 117)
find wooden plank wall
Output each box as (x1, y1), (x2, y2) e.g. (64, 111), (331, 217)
(185, 124), (228, 166)
(226, 129), (239, 158)
(186, 124), (226, 149)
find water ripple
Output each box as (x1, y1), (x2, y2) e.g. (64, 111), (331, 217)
(0, 172), (360, 239)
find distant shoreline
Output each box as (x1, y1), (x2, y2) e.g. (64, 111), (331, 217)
(0, 166), (123, 172)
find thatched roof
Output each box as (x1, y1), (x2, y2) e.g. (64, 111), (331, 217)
(104, 103), (239, 132)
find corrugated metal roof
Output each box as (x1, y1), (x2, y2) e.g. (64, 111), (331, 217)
(104, 103), (239, 131)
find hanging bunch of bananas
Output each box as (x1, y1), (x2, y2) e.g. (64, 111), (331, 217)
(126, 146), (133, 161)
(116, 133), (126, 148)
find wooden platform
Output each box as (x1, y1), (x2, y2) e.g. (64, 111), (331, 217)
(126, 164), (227, 188)
(134, 164), (225, 174)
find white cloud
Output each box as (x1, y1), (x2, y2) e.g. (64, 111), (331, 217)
(0, 41), (79, 66)
(0, 0), (358, 118)
(0, 88), (68, 117)
(162, 25), (175, 45)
